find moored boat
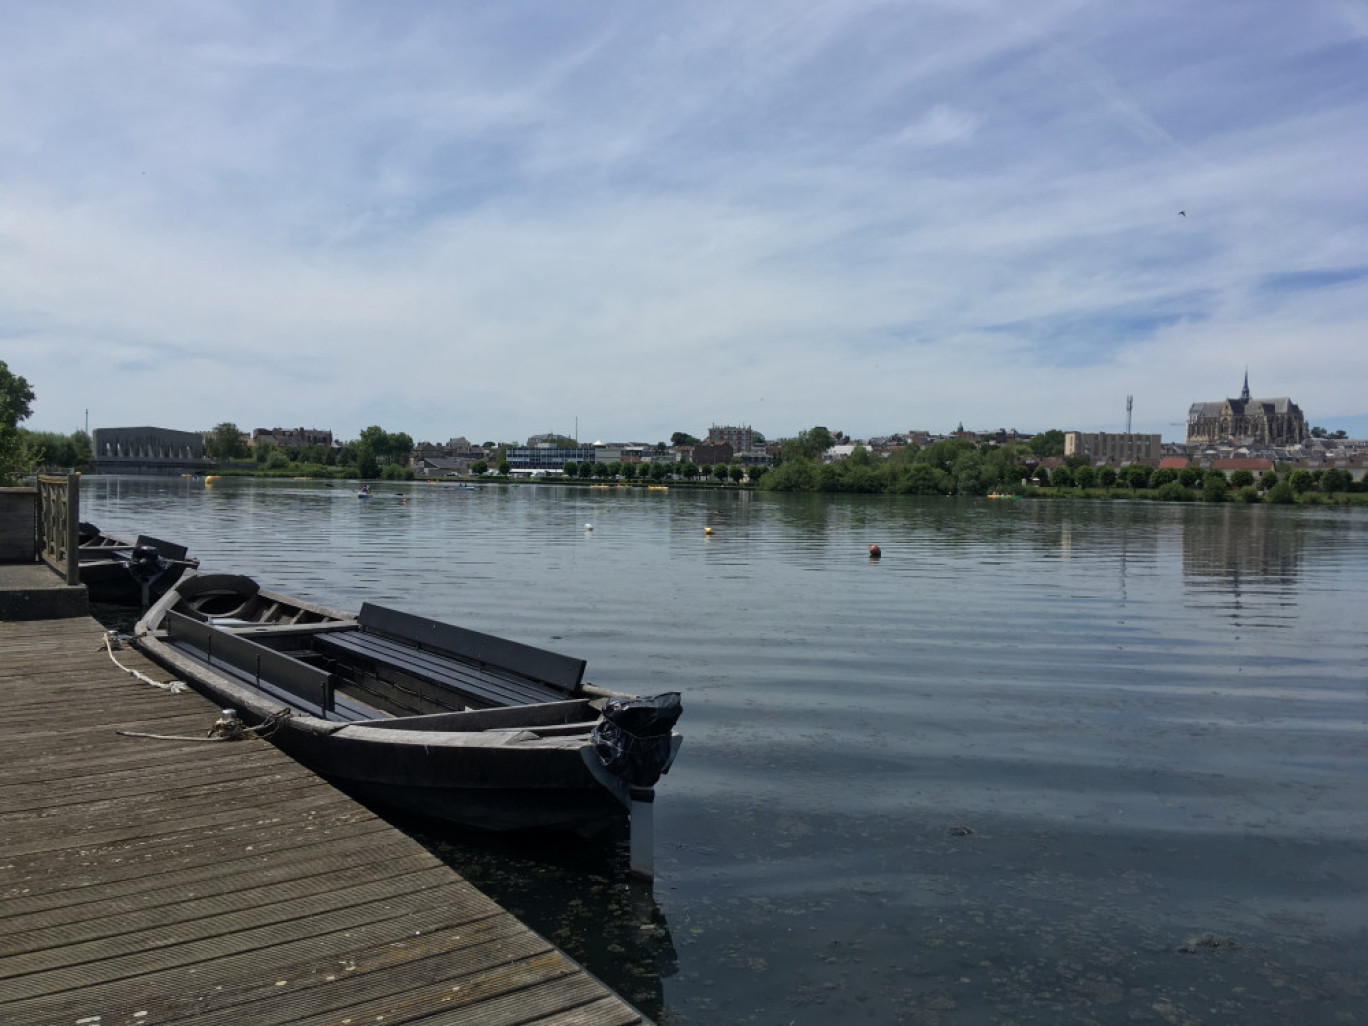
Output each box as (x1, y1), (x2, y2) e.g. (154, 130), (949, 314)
(77, 523), (200, 606)
(132, 572), (683, 875)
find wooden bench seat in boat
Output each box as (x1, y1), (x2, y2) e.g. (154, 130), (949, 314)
(311, 602), (585, 710)
(163, 609), (377, 722)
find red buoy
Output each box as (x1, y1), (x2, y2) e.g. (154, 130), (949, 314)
(869, 544), (881, 559)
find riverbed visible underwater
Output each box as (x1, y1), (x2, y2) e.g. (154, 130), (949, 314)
(84, 477), (1367, 1024)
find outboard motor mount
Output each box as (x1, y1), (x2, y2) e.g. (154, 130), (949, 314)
(125, 545), (170, 608)
(591, 692), (683, 790)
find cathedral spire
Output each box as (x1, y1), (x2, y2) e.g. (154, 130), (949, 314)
(1241, 368), (1250, 402)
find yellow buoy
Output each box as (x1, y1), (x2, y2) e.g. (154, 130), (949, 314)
(704, 526), (714, 535)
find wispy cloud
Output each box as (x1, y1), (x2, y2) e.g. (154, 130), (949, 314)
(2, 0), (1365, 443)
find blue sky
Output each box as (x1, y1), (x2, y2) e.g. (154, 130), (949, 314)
(4, 1), (1366, 444)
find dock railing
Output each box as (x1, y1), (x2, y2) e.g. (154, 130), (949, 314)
(37, 473), (80, 585)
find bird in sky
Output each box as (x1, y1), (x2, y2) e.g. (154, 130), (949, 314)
(1178, 210), (1186, 217)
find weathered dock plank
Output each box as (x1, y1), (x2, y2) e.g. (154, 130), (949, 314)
(0, 610), (647, 1026)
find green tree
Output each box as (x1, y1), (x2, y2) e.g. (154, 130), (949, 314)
(1204, 468), (1228, 488)
(1156, 481), (1196, 502)
(577, 461), (594, 479)
(21, 429), (92, 471)
(1073, 465), (1096, 488)
(1178, 467), (1203, 488)
(1050, 466), (1073, 488)
(1229, 469), (1255, 489)
(357, 426), (413, 466)
(1259, 470), (1278, 490)
(712, 463), (730, 482)
(0, 361), (38, 484)
(747, 465), (768, 485)
(892, 463), (951, 495)
(1265, 481), (1297, 503)
(651, 462), (670, 481)
(951, 451), (992, 495)
(671, 432), (700, 447)
(1150, 467), (1178, 487)
(471, 461), (488, 476)
(729, 464), (745, 484)
(620, 462), (637, 481)
(497, 460), (511, 476)
(1029, 429), (1066, 458)
(356, 444), (379, 480)
(1122, 464), (1152, 489)
(563, 461), (578, 477)
(1235, 486), (1261, 503)
(206, 422), (248, 460)
(0, 360), (35, 430)
(805, 426), (836, 458)
(1097, 466), (1118, 488)
(1322, 468), (1352, 494)
(680, 461), (699, 480)
(593, 462), (611, 479)
(1034, 466), (1051, 486)
(254, 440), (276, 465)
(1201, 473), (1229, 502)
(1287, 469), (1315, 494)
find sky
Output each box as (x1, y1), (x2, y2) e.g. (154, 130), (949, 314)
(3, 1), (1366, 446)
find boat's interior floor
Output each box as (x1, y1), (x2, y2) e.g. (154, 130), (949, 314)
(167, 640), (383, 723)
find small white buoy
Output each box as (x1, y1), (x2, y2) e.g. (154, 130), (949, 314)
(585, 523), (594, 530)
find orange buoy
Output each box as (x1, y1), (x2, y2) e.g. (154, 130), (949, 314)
(869, 544), (881, 559)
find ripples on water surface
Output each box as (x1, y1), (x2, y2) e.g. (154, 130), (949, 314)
(86, 478), (1368, 1024)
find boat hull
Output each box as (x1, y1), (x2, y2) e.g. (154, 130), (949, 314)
(133, 606), (633, 834)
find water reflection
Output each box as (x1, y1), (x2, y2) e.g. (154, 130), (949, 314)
(1182, 505), (1302, 625)
(80, 478), (1368, 1026)
(392, 817), (677, 1023)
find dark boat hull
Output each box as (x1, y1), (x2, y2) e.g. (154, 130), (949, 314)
(131, 573), (680, 837)
(78, 527), (199, 606)
(136, 630), (630, 832)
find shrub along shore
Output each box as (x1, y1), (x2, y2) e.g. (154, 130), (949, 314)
(204, 459), (1368, 506)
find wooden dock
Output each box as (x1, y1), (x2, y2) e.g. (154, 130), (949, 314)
(0, 608), (648, 1026)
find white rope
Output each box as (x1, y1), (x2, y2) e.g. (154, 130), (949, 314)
(116, 708), (292, 743)
(104, 631), (189, 694)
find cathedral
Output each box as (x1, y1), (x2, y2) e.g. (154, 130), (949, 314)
(1186, 373), (1308, 446)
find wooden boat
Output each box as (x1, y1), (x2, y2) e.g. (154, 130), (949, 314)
(133, 572), (683, 875)
(77, 523), (200, 606)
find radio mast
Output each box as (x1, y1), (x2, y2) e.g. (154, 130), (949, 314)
(1125, 395), (1133, 434)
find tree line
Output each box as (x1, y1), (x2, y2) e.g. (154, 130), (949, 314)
(204, 422), (416, 480)
(759, 434), (1037, 495)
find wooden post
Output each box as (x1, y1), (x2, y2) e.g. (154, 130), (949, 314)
(629, 787), (655, 881)
(64, 474), (80, 585)
(37, 473), (81, 583)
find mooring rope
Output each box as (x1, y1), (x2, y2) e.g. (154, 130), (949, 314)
(103, 631), (189, 694)
(115, 708), (293, 743)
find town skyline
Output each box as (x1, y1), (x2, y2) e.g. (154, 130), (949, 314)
(7, 4), (1367, 443)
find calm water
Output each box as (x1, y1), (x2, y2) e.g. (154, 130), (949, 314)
(85, 477), (1368, 1024)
